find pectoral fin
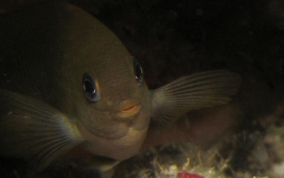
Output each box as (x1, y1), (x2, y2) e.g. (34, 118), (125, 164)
(151, 70), (241, 126)
(0, 89), (84, 171)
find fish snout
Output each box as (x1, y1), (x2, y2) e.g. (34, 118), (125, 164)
(114, 99), (142, 119)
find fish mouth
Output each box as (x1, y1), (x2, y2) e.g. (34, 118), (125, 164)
(111, 99), (142, 119)
(116, 104), (142, 119)
(120, 104), (137, 112)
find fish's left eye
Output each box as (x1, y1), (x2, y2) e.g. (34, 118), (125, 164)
(82, 73), (101, 102)
(133, 58), (143, 86)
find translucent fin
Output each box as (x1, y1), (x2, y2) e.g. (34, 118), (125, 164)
(0, 89), (84, 171)
(151, 70), (241, 126)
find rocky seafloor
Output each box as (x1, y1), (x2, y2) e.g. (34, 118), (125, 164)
(1, 0), (284, 177)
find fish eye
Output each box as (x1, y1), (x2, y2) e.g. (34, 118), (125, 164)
(133, 58), (143, 85)
(82, 73), (101, 102)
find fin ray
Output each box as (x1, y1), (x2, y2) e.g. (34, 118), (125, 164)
(0, 89), (84, 171)
(151, 70), (241, 126)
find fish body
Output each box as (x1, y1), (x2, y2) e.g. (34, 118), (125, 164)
(0, 1), (241, 171)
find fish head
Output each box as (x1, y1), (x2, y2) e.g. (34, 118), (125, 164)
(51, 5), (151, 160)
(73, 55), (150, 139)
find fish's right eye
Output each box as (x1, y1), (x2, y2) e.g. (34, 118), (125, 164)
(82, 73), (101, 102)
(133, 58), (143, 86)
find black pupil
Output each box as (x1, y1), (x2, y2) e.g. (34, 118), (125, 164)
(84, 79), (95, 94)
(135, 63), (142, 81)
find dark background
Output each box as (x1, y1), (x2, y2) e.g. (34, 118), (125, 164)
(1, 0), (284, 177)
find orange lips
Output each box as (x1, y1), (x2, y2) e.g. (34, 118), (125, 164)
(120, 105), (137, 112)
(116, 100), (142, 119)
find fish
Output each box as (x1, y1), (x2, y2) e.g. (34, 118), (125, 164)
(0, 1), (241, 172)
